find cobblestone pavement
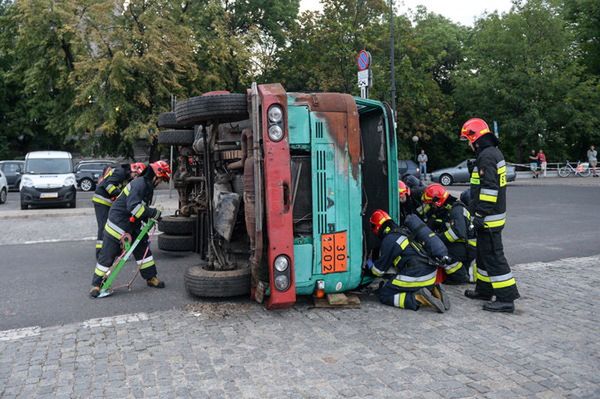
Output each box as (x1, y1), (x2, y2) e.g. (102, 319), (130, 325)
(1, 255), (599, 399)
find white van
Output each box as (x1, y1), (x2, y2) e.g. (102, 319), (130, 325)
(20, 151), (77, 210)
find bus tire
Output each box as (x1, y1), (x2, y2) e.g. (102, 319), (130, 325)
(175, 94), (249, 125)
(184, 263), (250, 298)
(158, 215), (196, 235)
(157, 112), (189, 129)
(158, 234), (194, 252)
(157, 129), (195, 146)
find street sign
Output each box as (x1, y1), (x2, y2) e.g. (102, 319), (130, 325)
(357, 50), (371, 71)
(357, 69), (369, 87)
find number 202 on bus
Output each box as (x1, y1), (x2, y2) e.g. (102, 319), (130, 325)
(321, 231), (348, 274)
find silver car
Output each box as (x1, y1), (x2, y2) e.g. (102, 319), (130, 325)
(431, 159), (516, 186)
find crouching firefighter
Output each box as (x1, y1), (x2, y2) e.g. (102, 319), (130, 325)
(365, 210), (450, 313)
(421, 183), (476, 284)
(89, 161), (171, 298)
(461, 118), (520, 312)
(92, 163), (147, 258)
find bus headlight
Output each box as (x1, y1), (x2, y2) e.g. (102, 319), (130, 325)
(268, 125), (284, 142)
(274, 275), (289, 291)
(274, 255), (289, 272)
(268, 105), (283, 123)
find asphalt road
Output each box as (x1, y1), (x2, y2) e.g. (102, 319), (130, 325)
(1, 181), (599, 330)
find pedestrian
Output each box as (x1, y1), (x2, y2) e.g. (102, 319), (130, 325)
(89, 161), (171, 298)
(92, 163), (146, 258)
(538, 150), (547, 177)
(417, 149), (428, 181)
(364, 210), (449, 312)
(421, 183), (476, 284)
(460, 118), (520, 313)
(529, 150), (539, 178)
(587, 145), (598, 177)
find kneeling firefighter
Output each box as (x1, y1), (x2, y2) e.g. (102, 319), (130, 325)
(365, 210), (450, 312)
(421, 183), (476, 284)
(92, 162), (147, 258)
(89, 161), (171, 298)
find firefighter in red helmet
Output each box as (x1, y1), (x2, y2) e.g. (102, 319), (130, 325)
(365, 209), (448, 313)
(421, 183), (475, 284)
(89, 161), (172, 298)
(460, 118), (519, 312)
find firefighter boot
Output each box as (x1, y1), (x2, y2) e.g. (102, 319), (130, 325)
(483, 300), (515, 313)
(431, 285), (451, 311)
(414, 288), (445, 313)
(464, 289), (492, 301)
(146, 277), (165, 288)
(89, 285), (100, 298)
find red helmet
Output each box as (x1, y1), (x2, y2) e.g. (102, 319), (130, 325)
(422, 183), (450, 207)
(370, 209), (392, 235)
(150, 160), (172, 182)
(398, 180), (410, 200)
(130, 162), (146, 175)
(460, 118), (491, 144)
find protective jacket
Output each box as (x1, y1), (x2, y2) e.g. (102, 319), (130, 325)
(93, 166), (129, 207)
(370, 217), (443, 292)
(470, 135), (507, 231)
(104, 175), (159, 241)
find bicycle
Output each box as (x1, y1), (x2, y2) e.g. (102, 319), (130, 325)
(558, 161), (592, 177)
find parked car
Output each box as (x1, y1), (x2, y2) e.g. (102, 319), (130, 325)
(20, 151), (77, 209)
(0, 160), (25, 190)
(74, 160), (117, 192)
(0, 169), (7, 204)
(430, 159), (516, 186)
(398, 159), (421, 180)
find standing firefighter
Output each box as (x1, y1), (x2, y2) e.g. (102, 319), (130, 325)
(92, 163), (147, 258)
(461, 118), (519, 312)
(421, 183), (475, 284)
(365, 210), (449, 313)
(89, 161), (171, 298)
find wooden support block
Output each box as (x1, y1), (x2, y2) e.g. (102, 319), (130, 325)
(312, 293), (361, 309)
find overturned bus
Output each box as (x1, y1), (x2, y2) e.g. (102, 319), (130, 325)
(155, 83), (398, 309)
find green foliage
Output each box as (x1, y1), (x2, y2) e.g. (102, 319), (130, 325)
(0, 0), (598, 168)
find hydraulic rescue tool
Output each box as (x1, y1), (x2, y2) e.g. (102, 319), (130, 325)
(97, 217), (158, 298)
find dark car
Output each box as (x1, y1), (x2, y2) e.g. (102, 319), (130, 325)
(0, 160), (25, 190)
(74, 160), (117, 191)
(430, 159), (516, 186)
(398, 159), (421, 180)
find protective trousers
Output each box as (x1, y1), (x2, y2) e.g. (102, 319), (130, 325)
(377, 281), (422, 311)
(93, 203), (110, 259)
(475, 229), (519, 302)
(91, 230), (157, 287)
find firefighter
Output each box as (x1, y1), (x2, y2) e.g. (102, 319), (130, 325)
(460, 118), (519, 312)
(398, 178), (425, 224)
(92, 163), (146, 258)
(421, 183), (475, 284)
(364, 210), (449, 312)
(89, 160), (171, 298)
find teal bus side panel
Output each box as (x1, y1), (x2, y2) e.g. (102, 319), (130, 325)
(294, 112), (362, 296)
(293, 244), (313, 285)
(287, 105), (311, 146)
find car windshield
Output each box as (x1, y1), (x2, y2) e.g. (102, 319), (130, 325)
(25, 158), (72, 174)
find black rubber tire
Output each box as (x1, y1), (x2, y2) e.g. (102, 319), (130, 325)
(0, 188), (6, 204)
(79, 178), (94, 192)
(158, 215), (197, 235)
(157, 112), (190, 129)
(20, 201), (27, 210)
(158, 233), (194, 251)
(440, 174), (453, 186)
(184, 263), (251, 298)
(175, 94), (249, 125)
(158, 129), (195, 146)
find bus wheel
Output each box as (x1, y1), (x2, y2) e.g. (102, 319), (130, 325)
(157, 129), (195, 146)
(184, 263), (250, 298)
(175, 93), (248, 126)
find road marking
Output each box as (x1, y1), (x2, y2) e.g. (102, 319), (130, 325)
(21, 236), (97, 245)
(81, 312), (149, 328)
(0, 326), (41, 341)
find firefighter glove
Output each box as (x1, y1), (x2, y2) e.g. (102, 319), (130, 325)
(472, 213), (485, 230)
